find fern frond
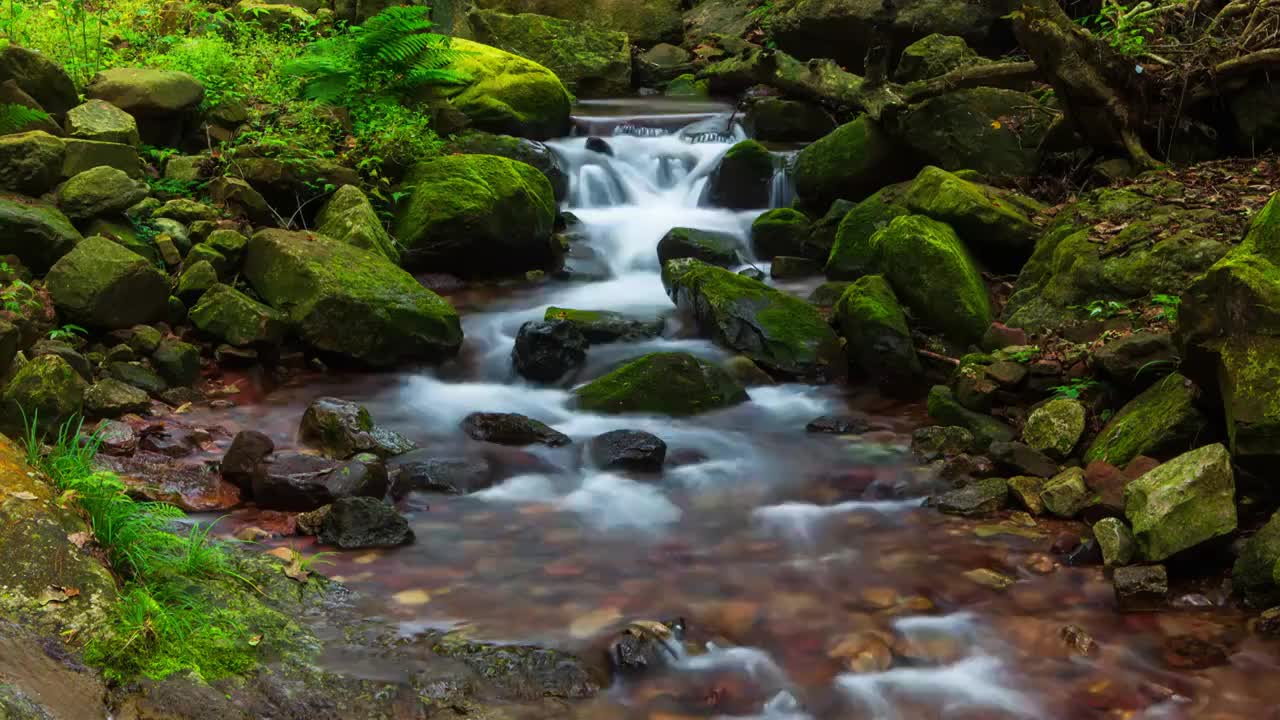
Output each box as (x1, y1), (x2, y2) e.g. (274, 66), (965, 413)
(0, 103), (51, 135)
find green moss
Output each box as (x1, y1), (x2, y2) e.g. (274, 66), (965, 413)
(825, 186), (909, 279)
(926, 385), (1012, 449)
(315, 185), (399, 264)
(1022, 398), (1086, 458)
(1123, 443), (1236, 561)
(1040, 467), (1093, 518)
(188, 283), (286, 347)
(467, 10), (631, 98)
(0, 193), (82, 273)
(440, 37), (572, 140)
(896, 88), (1052, 177)
(793, 116), (915, 213)
(1085, 373), (1208, 465)
(1233, 510), (1280, 606)
(1, 354), (85, 432)
(895, 33), (987, 82)
(665, 73), (710, 96)
(752, 207), (811, 260)
(573, 352), (748, 416)
(901, 166), (1040, 262)
(833, 274), (921, 384)
(1213, 336), (1280, 457)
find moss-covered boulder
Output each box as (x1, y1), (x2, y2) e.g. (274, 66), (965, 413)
(833, 275), (921, 390)
(315, 185), (399, 264)
(61, 138), (142, 178)
(663, 258), (844, 380)
(468, 10), (631, 98)
(894, 33), (989, 82)
(471, 0), (683, 46)
(229, 158), (356, 221)
(870, 214), (992, 346)
(1124, 443), (1236, 561)
(543, 307), (664, 343)
(825, 185), (910, 280)
(0, 131), (65, 196)
(0, 45), (78, 117)
(752, 208), (812, 260)
(926, 384), (1013, 449)
(1040, 467), (1093, 518)
(1022, 398), (1086, 459)
(84, 377), (151, 417)
(793, 116), (917, 214)
(57, 166), (149, 222)
(442, 131), (569, 202)
(1233, 510), (1280, 606)
(1085, 374), (1208, 466)
(895, 89), (1053, 177)
(152, 337), (201, 386)
(901, 166), (1040, 267)
(189, 283), (286, 347)
(153, 198), (219, 224)
(84, 67), (204, 146)
(574, 352), (748, 416)
(245, 229), (463, 366)
(743, 98), (837, 142)
(45, 235), (168, 329)
(706, 140), (775, 210)
(657, 227), (740, 268)
(64, 99), (140, 146)
(393, 154), (556, 275)
(1, 354), (86, 432)
(438, 37), (572, 140)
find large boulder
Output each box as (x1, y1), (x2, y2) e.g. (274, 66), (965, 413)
(895, 89), (1054, 178)
(512, 320), (588, 383)
(317, 496), (413, 549)
(1, 354), (86, 432)
(743, 98), (837, 142)
(663, 259), (844, 380)
(315, 184), (399, 264)
(471, 0), (683, 46)
(0, 46), (78, 117)
(657, 227), (740, 268)
(0, 131), (64, 196)
(751, 208), (812, 261)
(0, 78), (62, 134)
(443, 132), (568, 202)
(189, 283), (286, 347)
(574, 352), (749, 416)
(706, 139), (775, 210)
(244, 229), (463, 366)
(437, 37), (572, 140)
(900, 166), (1040, 269)
(1085, 374), (1208, 466)
(793, 116), (917, 214)
(393, 154), (556, 275)
(45, 236), (168, 329)
(1124, 443), (1236, 561)
(894, 33), (989, 82)
(824, 185), (910, 280)
(467, 10), (631, 98)
(57, 166), (149, 222)
(84, 67), (204, 146)
(64, 99), (141, 146)
(833, 275), (922, 391)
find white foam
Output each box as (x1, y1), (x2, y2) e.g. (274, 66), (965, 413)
(835, 655), (1040, 719)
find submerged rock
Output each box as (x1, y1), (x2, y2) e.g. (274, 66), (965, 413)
(512, 320), (588, 383)
(588, 430), (667, 472)
(1124, 443), (1236, 562)
(574, 352), (748, 417)
(462, 412), (570, 447)
(317, 496), (413, 549)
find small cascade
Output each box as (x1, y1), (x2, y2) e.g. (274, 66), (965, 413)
(769, 150), (798, 208)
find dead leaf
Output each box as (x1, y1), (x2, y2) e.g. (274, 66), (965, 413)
(282, 557), (310, 582)
(248, 634), (263, 646)
(174, 402), (192, 414)
(67, 531), (91, 548)
(9, 491), (37, 501)
(266, 547), (294, 561)
(37, 586), (77, 605)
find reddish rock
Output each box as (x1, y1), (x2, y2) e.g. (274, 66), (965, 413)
(1084, 460), (1127, 510)
(984, 323), (1028, 349)
(98, 454), (242, 511)
(1123, 455), (1160, 479)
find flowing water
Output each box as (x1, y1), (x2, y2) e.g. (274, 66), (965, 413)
(199, 99), (1280, 719)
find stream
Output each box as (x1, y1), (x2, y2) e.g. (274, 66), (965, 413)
(196, 99), (1280, 719)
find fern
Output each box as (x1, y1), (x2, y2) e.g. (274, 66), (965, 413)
(0, 103), (50, 134)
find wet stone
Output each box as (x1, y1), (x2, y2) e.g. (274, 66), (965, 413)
(107, 361), (167, 395)
(770, 256), (822, 279)
(933, 477), (1008, 517)
(986, 360), (1028, 389)
(220, 429), (273, 493)
(95, 418), (137, 455)
(84, 378), (150, 417)
(910, 426), (975, 462)
(1093, 516), (1136, 567)
(1114, 564), (1168, 611)
(511, 320), (588, 383)
(214, 344), (258, 367)
(462, 412), (570, 447)
(1060, 625), (1097, 656)
(295, 505), (330, 536)
(299, 396), (414, 460)
(989, 441), (1060, 478)
(805, 415), (871, 435)
(738, 267), (766, 281)
(387, 450), (494, 495)
(317, 496), (413, 549)
(139, 428), (196, 458)
(588, 429), (667, 472)
(253, 451), (389, 512)
(608, 619), (684, 676)
(1255, 607), (1280, 638)
(1007, 475), (1046, 514)
(1041, 467), (1093, 518)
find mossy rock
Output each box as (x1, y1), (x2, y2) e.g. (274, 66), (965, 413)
(152, 337), (201, 386)
(85, 218), (159, 264)
(0, 45), (78, 116)
(61, 139), (143, 178)
(706, 139), (775, 210)
(543, 307), (664, 343)
(1085, 373), (1208, 466)
(663, 258), (845, 380)
(57, 166), (149, 222)
(901, 166), (1040, 268)
(438, 37), (572, 140)
(1022, 398), (1086, 459)
(657, 227), (740, 268)
(895, 88), (1053, 177)
(84, 377), (151, 417)
(84, 67), (204, 146)
(442, 131), (568, 202)
(1040, 467), (1093, 518)
(825, 185), (909, 280)
(1232, 510), (1280, 606)
(152, 198), (219, 224)
(752, 207), (812, 260)
(1, 354), (86, 433)
(245, 229), (463, 366)
(1124, 443), (1236, 561)
(471, 0), (683, 46)
(894, 33), (989, 82)
(665, 73), (710, 97)
(743, 98), (837, 142)
(793, 116), (918, 214)
(45, 235), (169, 330)
(467, 9), (631, 98)
(833, 275), (921, 390)
(393, 154), (556, 276)
(64, 99), (140, 146)
(0, 194), (82, 272)
(189, 283), (286, 347)
(926, 384), (1013, 449)
(1093, 517), (1136, 567)
(573, 352), (748, 416)
(315, 185), (400, 264)
(185, 243), (230, 279)
(0, 131), (65, 196)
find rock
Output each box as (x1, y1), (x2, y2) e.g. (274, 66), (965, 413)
(952, 361), (997, 413)
(125, 325), (162, 355)
(83, 378), (150, 417)
(901, 166), (1040, 268)
(0, 46), (76, 121)
(60, 139), (141, 178)
(462, 412), (570, 447)
(437, 37), (572, 139)
(152, 198), (219, 224)
(206, 175), (272, 222)
(57, 166), (149, 222)
(608, 619), (685, 675)
(574, 352), (748, 416)
(388, 451), (493, 495)
(0, 131), (64, 196)
(926, 385), (1013, 449)
(393, 154), (556, 275)
(253, 452), (389, 512)
(808, 281), (854, 307)
(28, 340), (91, 381)
(824, 186), (911, 280)
(1123, 443), (1236, 561)
(245, 229), (463, 365)
(151, 338), (200, 386)
(1094, 331), (1178, 389)
(1093, 517), (1136, 567)
(663, 259), (843, 380)
(634, 42), (692, 85)
(470, 0), (682, 46)
(106, 361), (167, 395)
(793, 117), (916, 214)
(1023, 398), (1086, 459)
(96, 418), (138, 455)
(300, 397), (414, 460)
(63, 99), (140, 145)
(175, 260), (218, 304)
(990, 441), (1060, 479)
(1, 354), (85, 432)
(543, 307), (663, 343)
(1007, 476), (1046, 514)
(894, 33), (988, 82)
(911, 425), (975, 461)
(833, 275), (922, 391)
(0, 195), (81, 273)
(743, 98), (836, 142)
(314, 185), (399, 264)
(318, 496), (413, 549)
(588, 430), (667, 472)
(1085, 374), (1208, 466)
(751, 208), (812, 260)
(45, 235), (168, 329)
(220, 430), (274, 493)
(84, 67), (204, 146)
(467, 9), (631, 98)
(1233, 510), (1280, 607)
(1041, 467), (1093, 518)
(706, 139), (774, 210)
(443, 132), (569, 203)
(806, 415), (870, 434)
(188, 283), (286, 347)
(657, 227), (740, 268)
(1114, 564), (1167, 611)
(233, 0), (315, 30)
(770, 256), (821, 279)
(934, 477), (1008, 517)
(665, 73), (709, 96)
(897, 90), (1053, 179)
(512, 320), (588, 383)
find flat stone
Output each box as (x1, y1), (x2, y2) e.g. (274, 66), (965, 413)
(933, 477), (1007, 517)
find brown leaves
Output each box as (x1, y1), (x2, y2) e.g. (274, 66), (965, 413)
(66, 531), (92, 549)
(37, 585), (80, 605)
(267, 546), (312, 583)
